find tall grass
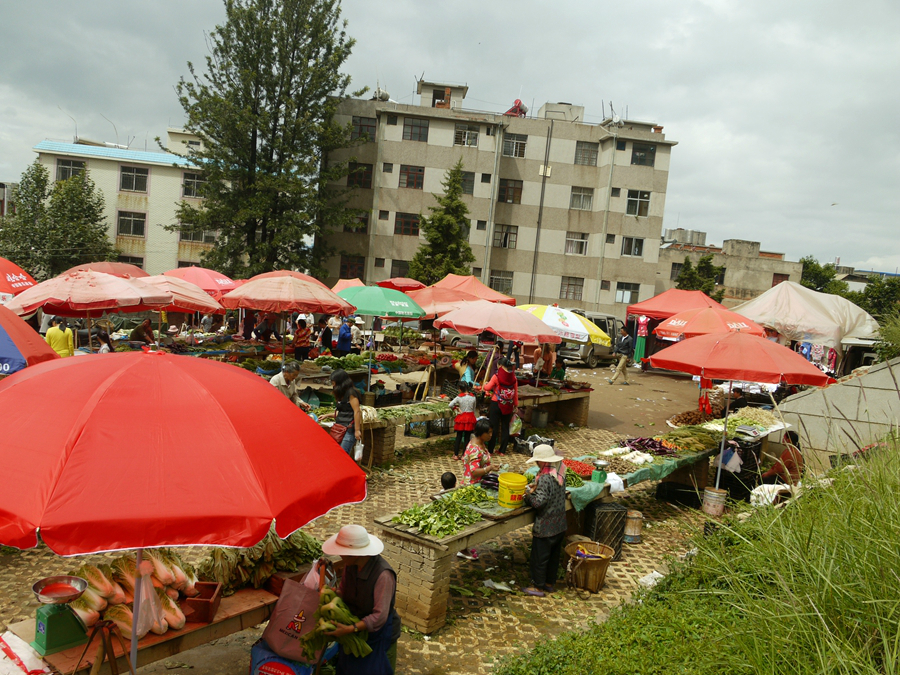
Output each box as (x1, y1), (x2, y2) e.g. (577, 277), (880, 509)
(494, 445), (900, 675)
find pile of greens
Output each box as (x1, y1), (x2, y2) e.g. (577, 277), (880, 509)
(393, 499), (482, 537)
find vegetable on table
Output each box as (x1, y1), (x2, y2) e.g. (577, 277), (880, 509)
(562, 459), (595, 478)
(394, 499), (482, 538)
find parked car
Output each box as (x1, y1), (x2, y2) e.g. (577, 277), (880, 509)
(557, 311), (624, 368)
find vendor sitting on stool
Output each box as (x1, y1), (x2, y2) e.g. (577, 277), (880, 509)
(761, 431), (803, 485)
(269, 361), (310, 412)
(522, 444), (568, 597)
(320, 525), (400, 675)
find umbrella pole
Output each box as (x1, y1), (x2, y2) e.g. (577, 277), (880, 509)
(87, 312), (94, 352)
(130, 548), (144, 670)
(281, 311), (286, 365)
(715, 381), (734, 490)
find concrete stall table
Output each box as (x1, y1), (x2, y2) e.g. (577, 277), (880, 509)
(373, 485), (609, 634)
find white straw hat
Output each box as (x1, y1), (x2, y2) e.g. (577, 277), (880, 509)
(321, 524), (384, 557)
(526, 444), (565, 464)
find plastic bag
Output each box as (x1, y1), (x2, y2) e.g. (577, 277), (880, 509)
(508, 413), (523, 437)
(134, 560), (165, 639)
(303, 560), (321, 590)
(353, 439), (364, 462)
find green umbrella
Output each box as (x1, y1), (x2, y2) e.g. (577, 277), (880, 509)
(336, 285), (425, 318)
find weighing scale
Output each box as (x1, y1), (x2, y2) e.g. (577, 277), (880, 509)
(30, 575), (89, 656)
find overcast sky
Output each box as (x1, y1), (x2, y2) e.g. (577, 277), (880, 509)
(1, 0), (897, 271)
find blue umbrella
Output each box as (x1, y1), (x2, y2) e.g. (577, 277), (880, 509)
(0, 304), (59, 374)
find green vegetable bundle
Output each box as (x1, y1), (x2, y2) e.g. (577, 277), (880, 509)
(565, 469), (585, 488)
(394, 499), (482, 537)
(299, 588), (372, 661)
(446, 484), (493, 505)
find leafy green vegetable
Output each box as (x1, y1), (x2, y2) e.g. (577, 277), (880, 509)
(394, 499), (482, 537)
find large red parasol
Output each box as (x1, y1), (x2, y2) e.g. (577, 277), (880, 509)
(653, 307), (766, 340)
(405, 286), (480, 318)
(0, 350), (367, 554)
(434, 299), (561, 343)
(63, 261), (150, 278)
(627, 288), (726, 321)
(221, 274), (355, 315)
(377, 277), (426, 292)
(0, 304), (58, 373)
(332, 278), (365, 293)
(648, 331), (832, 385)
(4, 270), (170, 317)
(0, 256), (37, 301)
(163, 266), (237, 300)
(142, 276), (225, 314)
(432, 273), (516, 305)
(253, 270), (330, 289)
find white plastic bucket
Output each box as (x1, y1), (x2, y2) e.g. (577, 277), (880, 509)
(702, 488), (727, 517)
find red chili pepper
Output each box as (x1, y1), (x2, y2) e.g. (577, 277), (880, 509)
(563, 459), (595, 477)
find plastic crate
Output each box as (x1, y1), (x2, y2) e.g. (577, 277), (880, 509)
(428, 416), (452, 436)
(583, 502), (627, 561)
(440, 379), (460, 399)
(373, 391), (402, 408)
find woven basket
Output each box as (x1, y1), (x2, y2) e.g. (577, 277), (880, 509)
(565, 541), (614, 594)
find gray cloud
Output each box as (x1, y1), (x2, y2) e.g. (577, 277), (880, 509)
(1, 0), (897, 269)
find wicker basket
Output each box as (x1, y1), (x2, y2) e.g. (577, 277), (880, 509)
(565, 541), (614, 593)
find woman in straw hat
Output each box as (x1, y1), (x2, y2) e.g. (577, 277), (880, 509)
(522, 444), (568, 597)
(320, 524), (400, 674)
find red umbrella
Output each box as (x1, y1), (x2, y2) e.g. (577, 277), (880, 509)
(163, 266), (237, 300)
(221, 275), (355, 315)
(332, 278), (365, 293)
(254, 270), (330, 290)
(142, 276), (225, 314)
(378, 277), (426, 292)
(4, 270), (170, 317)
(63, 261), (150, 278)
(0, 350), (366, 554)
(627, 288), (725, 321)
(0, 256), (37, 300)
(653, 307), (767, 340)
(434, 299), (561, 343)
(0, 304), (59, 373)
(431, 273), (516, 305)
(405, 286), (480, 318)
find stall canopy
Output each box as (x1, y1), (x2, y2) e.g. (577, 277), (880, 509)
(731, 281), (879, 349)
(517, 304), (611, 345)
(432, 273), (516, 306)
(434, 299), (560, 343)
(627, 289), (726, 321)
(62, 261), (149, 278)
(337, 285), (425, 319)
(253, 269), (331, 290)
(378, 277), (426, 292)
(142, 276), (225, 314)
(163, 266), (236, 300)
(332, 278), (365, 293)
(405, 286), (480, 318)
(654, 306), (766, 340)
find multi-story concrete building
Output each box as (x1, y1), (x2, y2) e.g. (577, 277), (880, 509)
(325, 80), (677, 316)
(32, 130), (211, 274)
(0, 182), (16, 216)
(656, 229), (803, 307)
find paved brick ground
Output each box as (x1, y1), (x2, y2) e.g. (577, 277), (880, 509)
(0, 423), (707, 674)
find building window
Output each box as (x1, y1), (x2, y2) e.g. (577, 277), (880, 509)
(118, 255), (144, 268)
(570, 186), (594, 210)
(615, 282), (640, 304)
(716, 268), (726, 285)
(606, 233), (616, 244)
(56, 159), (85, 182)
(187, 140), (201, 148)
(177, 260), (193, 268)
(120, 166), (148, 193)
(454, 124), (479, 147)
(492, 225), (518, 249)
(378, 210), (389, 220)
(391, 259), (410, 278)
(386, 114), (398, 125)
(395, 213), (419, 236)
(631, 143), (656, 167)
(182, 172), (205, 198)
(574, 141), (599, 166)
(626, 190), (650, 217)
(773, 272), (790, 286)
(565, 232), (588, 255)
(472, 267), (482, 278)
(340, 255), (364, 279)
(179, 227), (217, 244)
(502, 133), (527, 158)
(670, 262), (683, 280)
(600, 280), (611, 291)
(481, 173), (491, 183)
(489, 270), (513, 295)
(560, 276), (584, 301)
(347, 162), (373, 189)
(402, 118), (429, 142)
(611, 187), (621, 198)
(399, 165), (424, 189)
(374, 258), (385, 268)
(383, 162), (393, 173)
(344, 213), (369, 234)
(616, 140), (626, 151)
(498, 179), (523, 204)
(117, 211), (146, 237)
(485, 126), (496, 136)
(621, 237), (644, 257)
(351, 116), (377, 141)
(461, 171), (475, 195)
(476, 220), (487, 231)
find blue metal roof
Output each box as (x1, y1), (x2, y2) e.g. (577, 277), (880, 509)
(33, 140), (194, 167)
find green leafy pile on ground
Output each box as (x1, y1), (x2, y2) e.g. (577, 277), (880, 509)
(495, 446), (900, 675)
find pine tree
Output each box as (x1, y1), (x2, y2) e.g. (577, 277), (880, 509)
(408, 160), (476, 285)
(171, 0), (361, 278)
(675, 254), (726, 303)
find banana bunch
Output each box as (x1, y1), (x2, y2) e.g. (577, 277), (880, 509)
(299, 588), (373, 661)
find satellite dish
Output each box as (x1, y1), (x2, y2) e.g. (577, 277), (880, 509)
(612, 114), (620, 124)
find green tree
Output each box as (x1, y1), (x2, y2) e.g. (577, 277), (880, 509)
(845, 276), (900, 320)
(874, 310), (900, 362)
(171, 0), (361, 279)
(408, 160), (476, 285)
(0, 161), (114, 280)
(799, 255), (848, 295)
(674, 254), (725, 302)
